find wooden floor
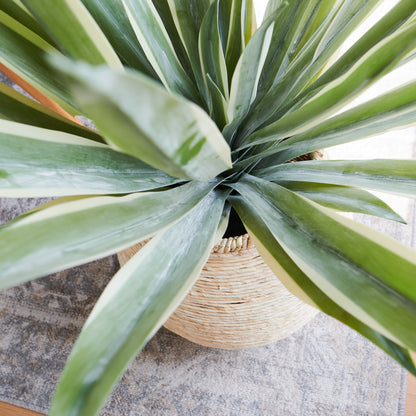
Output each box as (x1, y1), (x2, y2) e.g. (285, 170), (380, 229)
(1, 352), (416, 416)
(0, 401), (43, 416)
(406, 352), (416, 416)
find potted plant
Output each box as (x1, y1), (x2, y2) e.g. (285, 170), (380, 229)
(0, 0), (416, 414)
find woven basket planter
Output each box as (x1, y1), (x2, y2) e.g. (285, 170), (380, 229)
(118, 152), (323, 349)
(117, 234), (318, 349)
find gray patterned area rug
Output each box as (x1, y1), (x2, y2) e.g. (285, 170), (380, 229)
(0, 198), (411, 416)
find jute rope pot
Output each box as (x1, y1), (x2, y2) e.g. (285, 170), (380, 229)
(118, 152), (324, 349)
(117, 234), (318, 349)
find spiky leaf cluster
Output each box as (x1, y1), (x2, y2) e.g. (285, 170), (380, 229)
(0, 1), (415, 414)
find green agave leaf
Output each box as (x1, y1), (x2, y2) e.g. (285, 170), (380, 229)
(399, 51), (416, 68)
(242, 0), (256, 44)
(232, 175), (416, 350)
(291, 0), (416, 109)
(122, 0), (202, 104)
(51, 59), (232, 182)
(0, 180), (216, 289)
(0, 8), (57, 54)
(0, 83), (103, 142)
(289, 0), (341, 56)
(255, 0), (323, 102)
(207, 73), (229, 130)
(0, 14), (78, 114)
(21, 0), (122, 69)
(263, 0), (283, 20)
(166, 0), (211, 103)
(0, 120), (182, 197)
(225, 3), (285, 137)
(230, 195), (416, 375)
(0, 0), (55, 45)
(226, 0), (333, 139)
(80, 0), (157, 77)
(49, 190), (227, 416)
(255, 159), (416, 197)
(223, 0), (252, 84)
(239, 0), (390, 138)
(280, 182), (405, 223)
(274, 0), (385, 107)
(243, 16), (416, 147)
(152, 0), (197, 91)
(249, 81), (416, 165)
(199, 0), (229, 104)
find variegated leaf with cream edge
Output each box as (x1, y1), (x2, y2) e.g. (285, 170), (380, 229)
(254, 159), (416, 197)
(49, 190), (228, 416)
(232, 175), (416, 350)
(0, 119), (182, 197)
(80, 0), (158, 77)
(230, 194), (416, 375)
(50, 58), (232, 182)
(0, 0), (415, 413)
(0, 180), (216, 289)
(122, 0), (202, 104)
(21, 0), (123, 68)
(248, 81), (416, 166)
(0, 83), (103, 142)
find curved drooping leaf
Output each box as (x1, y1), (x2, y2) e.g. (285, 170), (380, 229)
(255, 159), (416, 197)
(230, 195), (416, 375)
(0, 120), (182, 197)
(0, 180), (216, 289)
(122, 0), (202, 104)
(243, 16), (416, 147)
(51, 59), (232, 182)
(80, 0), (157, 76)
(0, 83), (102, 141)
(280, 182), (405, 223)
(235, 176), (416, 350)
(49, 190), (227, 416)
(233, 175), (416, 350)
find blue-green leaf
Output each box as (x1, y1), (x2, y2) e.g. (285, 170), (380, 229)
(231, 194), (416, 375)
(255, 159), (416, 197)
(49, 190), (227, 416)
(0, 181), (216, 289)
(0, 119), (182, 197)
(233, 175), (416, 350)
(51, 59), (232, 182)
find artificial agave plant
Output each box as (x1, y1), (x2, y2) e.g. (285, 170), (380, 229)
(0, 0), (416, 414)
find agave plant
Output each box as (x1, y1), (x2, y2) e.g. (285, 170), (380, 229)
(1, 0), (416, 414)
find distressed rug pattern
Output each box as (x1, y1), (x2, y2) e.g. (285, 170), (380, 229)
(0, 197), (412, 416)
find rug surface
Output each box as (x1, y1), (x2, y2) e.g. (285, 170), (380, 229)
(0, 197), (412, 416)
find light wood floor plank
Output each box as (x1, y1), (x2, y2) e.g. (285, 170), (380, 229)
(0, 401), (44, 416)
(405, 352), (416, 416)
